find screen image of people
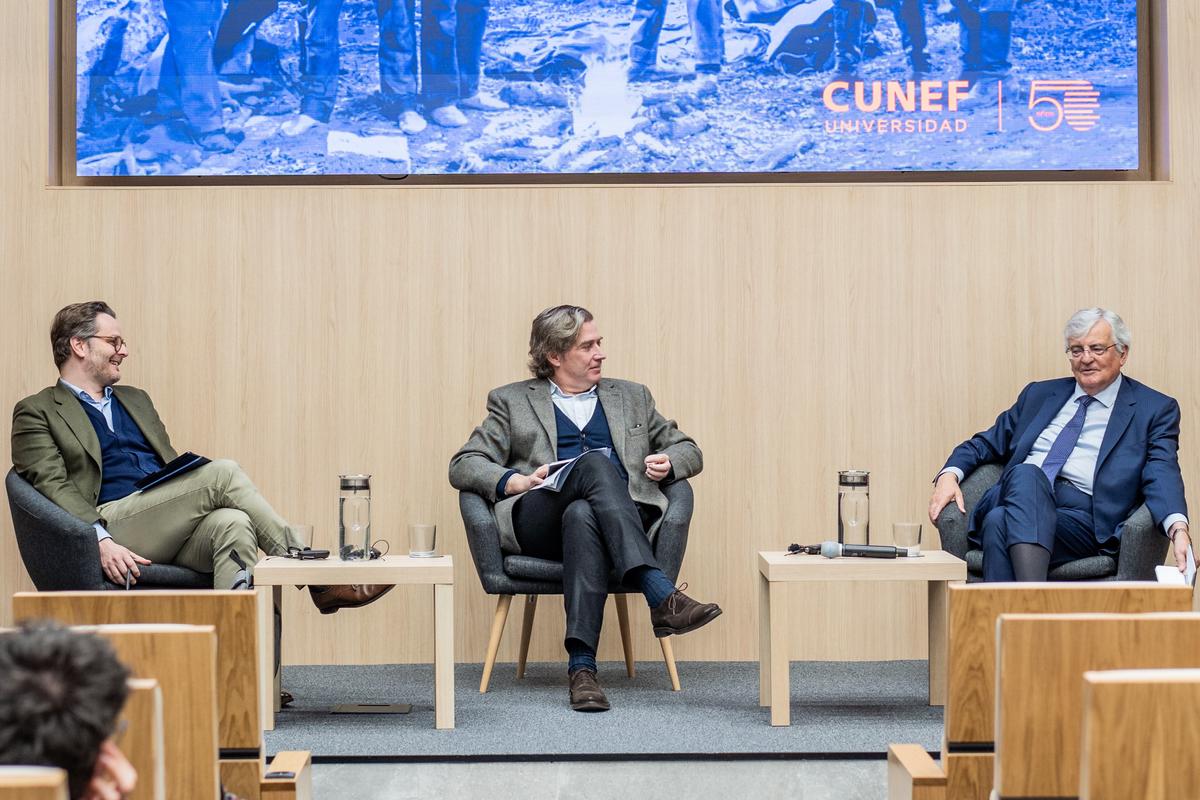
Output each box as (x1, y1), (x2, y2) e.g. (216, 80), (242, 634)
(75, 0), (1138, 176)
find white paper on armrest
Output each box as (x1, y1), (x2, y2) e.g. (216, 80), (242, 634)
(1155, 545), (1197, 586)
(1155, 565), (1186, 585)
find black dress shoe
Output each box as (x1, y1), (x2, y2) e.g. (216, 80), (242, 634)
(569, 669), (610, 712)
(308, 584), (394, 614)
(280, 690), (295, 708)
(650, 583), (722, 638)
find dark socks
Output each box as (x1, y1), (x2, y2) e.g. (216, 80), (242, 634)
(630, 566), (676, 609)
(566, 638), (597, 675)
(1010, 542), (1051, 581)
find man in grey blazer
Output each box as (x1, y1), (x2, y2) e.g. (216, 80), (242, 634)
(450, 305), (720, 712)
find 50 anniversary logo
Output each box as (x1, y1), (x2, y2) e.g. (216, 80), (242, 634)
(819, 79), (1101, 136)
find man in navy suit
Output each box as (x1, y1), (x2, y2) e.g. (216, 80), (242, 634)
(929, 308), (1190, 581)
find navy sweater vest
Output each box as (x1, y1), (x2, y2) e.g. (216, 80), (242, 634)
(78, 397), (164, 504)
(553, 403), (628, 481)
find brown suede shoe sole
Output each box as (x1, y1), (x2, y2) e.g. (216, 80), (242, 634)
(653, 605), (722, 638)
(311, 584), (395, 615)
(571, 694), (611, 712)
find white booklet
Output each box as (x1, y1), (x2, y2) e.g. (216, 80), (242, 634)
(530, 448), (614, 492)
(1154, 544), (1197, 587)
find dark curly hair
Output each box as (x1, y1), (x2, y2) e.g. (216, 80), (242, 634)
(0, 621), (130, 799)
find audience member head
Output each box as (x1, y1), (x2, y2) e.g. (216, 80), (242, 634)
(528, 305), (595, 380)
(0, 621), (135, 799)
(1063, 307), (1130, 395)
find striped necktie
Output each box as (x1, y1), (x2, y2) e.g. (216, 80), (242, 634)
(1040, 395), (1096, 483)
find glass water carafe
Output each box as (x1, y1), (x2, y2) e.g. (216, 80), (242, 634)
(338, 474), (372, 560)
(837, 470), (870, 545)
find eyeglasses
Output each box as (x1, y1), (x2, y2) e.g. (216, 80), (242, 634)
(1066, 343), (1118, 359)
(89, 335), (128, 352)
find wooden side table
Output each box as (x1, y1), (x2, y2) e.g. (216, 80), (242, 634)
(757, 549), (966, 726)
(253, 555), (455, 730)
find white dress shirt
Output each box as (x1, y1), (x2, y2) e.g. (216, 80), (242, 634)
(549, 380), (598, 431)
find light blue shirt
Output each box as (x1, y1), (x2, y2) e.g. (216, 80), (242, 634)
(58, 379), (115, 542)
(59, 379), (115, 431)
(1021, 375), (1123, 496)
(549, 380), (598, 431)
(942, 374), (1186, 535)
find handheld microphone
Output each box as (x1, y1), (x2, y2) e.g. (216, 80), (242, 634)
(820, 541), (917, 559)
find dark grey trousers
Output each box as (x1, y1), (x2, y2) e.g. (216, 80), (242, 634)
(513, 451), (659, 651)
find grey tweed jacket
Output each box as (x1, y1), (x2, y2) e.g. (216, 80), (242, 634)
(448, 378), (702, 553)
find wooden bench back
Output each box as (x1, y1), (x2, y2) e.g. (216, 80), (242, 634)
(945, 583), (1191, 745)
(122, 678), (165, 800)
(84, 624), (221, 800)
(0, 768), (67, 800)
(1079, 667), (1200, 800)
(994, 613), (1200, 798)
(13, 590), (267, 750)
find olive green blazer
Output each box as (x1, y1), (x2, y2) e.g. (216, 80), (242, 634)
(11, 383), (177, 524)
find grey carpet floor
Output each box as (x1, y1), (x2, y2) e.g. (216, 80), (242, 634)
(264, 660), (942, 758)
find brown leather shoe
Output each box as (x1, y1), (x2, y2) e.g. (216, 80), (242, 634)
(308, 584), (394, 615)
(650, 582), (722, 638)
(569, 669), (610, 712)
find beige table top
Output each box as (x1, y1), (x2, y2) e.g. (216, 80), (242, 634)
(758, 549), (966, 582)
(253, 554), (453, 585)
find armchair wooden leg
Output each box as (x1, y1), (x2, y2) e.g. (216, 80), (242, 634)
(659, 636), (681, 691)
(614, 594), (636, 678)
(517, 595), (537, 679)
(480, 595), (513, 693)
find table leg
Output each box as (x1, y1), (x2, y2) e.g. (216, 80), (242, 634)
(256, 586), (275, 731)
(434, 583), (455, 730)
(928, 580), (948, 706)
(761, 575), (790, 726)
(759, 572), (771, 707)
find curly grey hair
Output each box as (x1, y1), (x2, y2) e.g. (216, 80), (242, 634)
(528, 305), (593, 379)
(1063, 308), (1132, 354)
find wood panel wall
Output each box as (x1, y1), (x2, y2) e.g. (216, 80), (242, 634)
(2, 0), (1196, 665)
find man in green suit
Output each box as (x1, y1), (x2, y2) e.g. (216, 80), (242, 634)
(12, 302), (388, 611)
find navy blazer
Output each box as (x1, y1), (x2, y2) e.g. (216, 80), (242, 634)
(942, 375), (1187, 542)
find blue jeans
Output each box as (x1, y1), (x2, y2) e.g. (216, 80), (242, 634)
(157, 0), (224, 135)
(970, 464), (1113, 582)
(834, 0), (929, 72)
(299, 0), (418, 122)
(629, 0), (724, 71)
(420, 0), (491, 108)
(953, 0), (1014, 75)
(213, 0), (278, 71)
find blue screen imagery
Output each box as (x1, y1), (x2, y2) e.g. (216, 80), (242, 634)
(75, 0), (1140, 177)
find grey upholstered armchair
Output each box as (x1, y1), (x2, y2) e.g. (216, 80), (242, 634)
(6, 468), (211, 590)
(936, 464), (1167, 581)
(460, 478), (694, 692)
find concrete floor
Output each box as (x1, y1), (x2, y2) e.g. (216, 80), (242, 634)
(311, 759), (888, 799)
